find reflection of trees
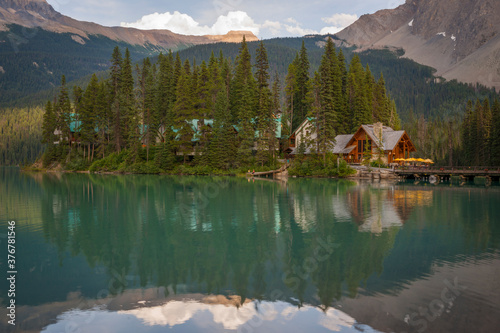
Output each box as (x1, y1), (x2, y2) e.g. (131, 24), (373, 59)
(34, 174), (402, 308)
(29, 173), (500, 311)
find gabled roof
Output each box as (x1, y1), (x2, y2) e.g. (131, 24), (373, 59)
(357, 124), (411, 151)
(332, 134), (355, 154)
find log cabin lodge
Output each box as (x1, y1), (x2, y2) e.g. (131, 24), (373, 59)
(285, 120), (416, 164)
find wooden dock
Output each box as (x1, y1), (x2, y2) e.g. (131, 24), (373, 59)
(247, 164), (289, 178)
(395, 166), (500, 182)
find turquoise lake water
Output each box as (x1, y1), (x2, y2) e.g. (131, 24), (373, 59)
(1, 167), (499, 332)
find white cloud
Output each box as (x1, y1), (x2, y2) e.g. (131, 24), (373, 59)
(120, 10), (260, 36)
(283, 17), (318, 36)
(121, 10), (359, 38)
(320, 26), (344, 35)
(285, 24), (318, 36)
(321, 13), (358, 27)
(319, 13), (358, 35)
(262, 20), (282, 35)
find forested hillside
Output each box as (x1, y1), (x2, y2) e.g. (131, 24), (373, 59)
(36, 38), (396, 175)
(0, 24), (170, 107)
(0, 107), (43, 165)
(1, 33), (499, 166)
(176, 36), (498, 122)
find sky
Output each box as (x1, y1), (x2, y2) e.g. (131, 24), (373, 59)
(46, 0), (406, 39)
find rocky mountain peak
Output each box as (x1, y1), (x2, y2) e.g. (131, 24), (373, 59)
(336, 0), (500, 90)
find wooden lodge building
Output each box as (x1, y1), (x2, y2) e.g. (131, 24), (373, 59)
(285, 119), (416, 164)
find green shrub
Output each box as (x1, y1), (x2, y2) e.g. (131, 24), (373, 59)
(288, 154), (355, 178)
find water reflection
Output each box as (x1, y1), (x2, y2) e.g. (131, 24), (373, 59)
(1, 168), (499, 332)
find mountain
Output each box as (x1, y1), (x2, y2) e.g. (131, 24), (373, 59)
(336, 0), (500, 91)
(0, 0), (257, 106)
(0, 0), (257, 48)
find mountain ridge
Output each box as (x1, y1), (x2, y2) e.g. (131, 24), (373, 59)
(0, 0), (258, 48)
(336, 0), (500, 91)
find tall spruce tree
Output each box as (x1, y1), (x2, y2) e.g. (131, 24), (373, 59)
(109, 46), (123, 152)
(347, 55), (371, 131)
(461, 100), (474, 165)
(284, 61), (297, 134)
(255, 41), (274, 166)
(121, 48), (140, 161)
(137, 58), (156, 161)
(207, 88), (236, 169)
(231, 37), (256, 165)
(55, 75), (72, 155)
(42, 100), (56, 145)
(173, 60), (195, 163)
(80, 74), (99, 161)
(490, 98), (500, 166)
(294, 41), (310, 130)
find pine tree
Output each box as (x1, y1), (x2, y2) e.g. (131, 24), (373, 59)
(137, 58), (156, 161)
(80, 74), (99, 161)
(42, 100), (56, 145)
(347, 55), (370, 131)
(121, 48), (139, 161)
(195, 60), (212, 160)
(54, 75), (72, 155)
(155, 140), (176, 171)
(284, 61), (297, 134)
(231, 37), (256, 165)
(295, 41), (310, 130)
(314, 38), (337, 165)
(156, 51), (175, 139)
(482, 98), (492, 165)
(255, 41), (273, 166)
(461, 100), (474, 165)
(490, 98), (500, 166)
(109, 46), (123, 152)
(373, 73), (388, 124)
(96, 81), (110, 159)
(207, 88), (237, 169)
(172, 60), (195, 163)
(336, 48), (349, 133)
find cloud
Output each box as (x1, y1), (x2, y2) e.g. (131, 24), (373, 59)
(261, 20), (282, 35)
(121, 10), (260, 36)
(319, 13), (358, 34)
(120, 10), (358, 38)
(319, 26), (344, 35)
(321, 13), (358, 27)
(283, 17), (318, 36)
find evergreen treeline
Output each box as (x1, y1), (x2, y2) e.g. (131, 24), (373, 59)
(41, 39), (280, 172)
(0, 107), (43, 165)
(461, 98), (500, 166)
(405, 97), (500, 166)
(40, 38), (399, 173)
(176, 37), (498, 122)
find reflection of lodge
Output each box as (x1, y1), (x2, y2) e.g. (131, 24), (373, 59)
(347, 187), (433, 233)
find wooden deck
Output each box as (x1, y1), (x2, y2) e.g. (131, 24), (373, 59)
(395, 166), (500, 180)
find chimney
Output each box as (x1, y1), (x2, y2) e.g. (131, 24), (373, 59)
(373, 122), (383, 143)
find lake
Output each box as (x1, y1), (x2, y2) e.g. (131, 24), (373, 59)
(1, 167), (499, 333)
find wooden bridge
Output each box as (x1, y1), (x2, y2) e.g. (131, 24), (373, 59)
(395, 166), (500, 182)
